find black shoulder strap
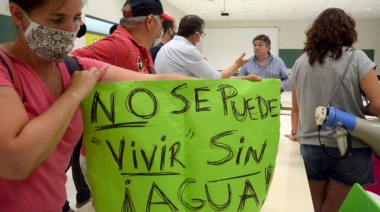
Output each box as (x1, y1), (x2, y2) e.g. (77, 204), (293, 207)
(327, 49), (356, 107)
(64, 56), (83, 75)
(0, 49), (24, 101)
(0, 51), (14, 81)
(0, 54), (82, 101)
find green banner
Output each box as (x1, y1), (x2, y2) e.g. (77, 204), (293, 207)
(81, 79), (281, 211)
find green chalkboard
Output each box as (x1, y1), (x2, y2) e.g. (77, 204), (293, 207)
(279, 49), (303, 69)
(362, 49), (375, 61)
(0, 14), (16, 43)
(279, 48), (375, 69)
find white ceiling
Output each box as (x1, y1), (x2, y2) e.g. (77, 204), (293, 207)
(165, 0), (380, 21)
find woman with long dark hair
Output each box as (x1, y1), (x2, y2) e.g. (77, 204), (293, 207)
(287, 8), (380, 211)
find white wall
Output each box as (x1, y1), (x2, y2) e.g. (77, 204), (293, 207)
(0, 1), (10, 16)
(206, 19), (380, 74)
(202, 28), (279, 70)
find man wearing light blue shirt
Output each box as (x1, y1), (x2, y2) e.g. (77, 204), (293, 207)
(238, 34), (288, 92)
(155, 15), (250, 79)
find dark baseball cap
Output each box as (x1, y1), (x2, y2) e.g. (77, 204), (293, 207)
(123, 0), (174, 22)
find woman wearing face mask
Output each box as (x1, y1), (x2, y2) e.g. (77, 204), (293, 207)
(155, 14), (250, 79)
(0, 0), (263, 210)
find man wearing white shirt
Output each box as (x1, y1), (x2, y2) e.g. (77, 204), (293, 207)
(155, 15), (249, 79)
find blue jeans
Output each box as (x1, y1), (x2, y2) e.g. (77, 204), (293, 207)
(300, 144), (374, 186)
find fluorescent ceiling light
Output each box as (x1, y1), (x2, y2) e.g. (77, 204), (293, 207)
(293, 9), (320, 13)
(187, 0), (214, 2)
(246, 10), (270, 13)
(350, 8), (372, 11)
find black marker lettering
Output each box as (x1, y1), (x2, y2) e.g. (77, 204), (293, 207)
(205, 183), (232, 211)
(91, 91), (115, 124)
(146, 182), (178, 212)
(171, 83), (190, 114)
(178, 178), (206, 210)
(195, 87), (211, 112)
(207, 130), (236, 166)
(217, 84), (239, 116)
(126, 88), (158, 119)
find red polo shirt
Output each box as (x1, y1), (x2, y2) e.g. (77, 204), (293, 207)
(72, 26), (155, 74)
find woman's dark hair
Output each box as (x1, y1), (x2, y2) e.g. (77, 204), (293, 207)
(303, 7), (357, 65)
(9, 0), (47, 13)
(177, 15), (205, 38)
(9, 0), (86, 13)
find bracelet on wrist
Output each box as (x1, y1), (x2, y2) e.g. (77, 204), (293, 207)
(291, 130), (296, 136)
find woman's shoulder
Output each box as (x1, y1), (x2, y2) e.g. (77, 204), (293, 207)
(293, 52), (308, 64)
(344, 47), (366, 58)
(352, 49), (370, 59)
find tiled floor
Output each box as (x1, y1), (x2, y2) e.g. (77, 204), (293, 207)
(65, 168), (83, 210)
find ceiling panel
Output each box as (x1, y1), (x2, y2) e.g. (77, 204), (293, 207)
(165, 0), (380, 21)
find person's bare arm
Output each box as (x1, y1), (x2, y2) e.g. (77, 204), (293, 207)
(102, 65), (195, 81)
(232, 74), (262, 81)
(219, 53), (250, 78)
(0, 66), (106, 180)
(102, 64), (263, 82)
(285, 90), (298, 141)
(361, 69), (380, 116)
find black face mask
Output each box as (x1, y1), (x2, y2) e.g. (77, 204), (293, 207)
(77, 24), (87, 38)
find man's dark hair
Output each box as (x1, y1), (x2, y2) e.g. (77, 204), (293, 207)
(253, 34), (271, 47)
(162, 20), (174, 34)
(109, 24), (118, 34)
(177, 15), (204, 38)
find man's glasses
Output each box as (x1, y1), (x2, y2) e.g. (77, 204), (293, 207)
(200, 32), (206, 38)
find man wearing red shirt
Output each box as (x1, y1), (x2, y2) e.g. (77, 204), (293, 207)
(71, 0), (174, 74)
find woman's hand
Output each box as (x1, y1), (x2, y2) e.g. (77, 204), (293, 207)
(66, 65), (108, 100)
(245, 74), (262, 81)
(235, 74), (262, 81)
(285, 134), (297, 141)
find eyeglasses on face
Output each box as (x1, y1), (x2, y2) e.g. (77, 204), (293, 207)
(200, 32), (206, 38)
